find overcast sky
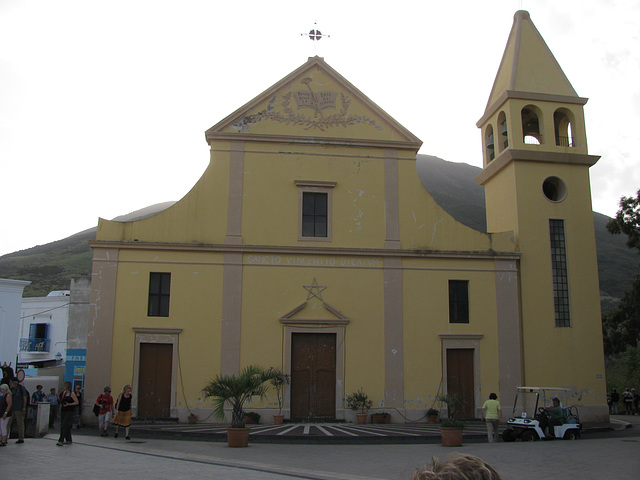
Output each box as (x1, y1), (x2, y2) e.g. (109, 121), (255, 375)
(1, 0), (639, 257)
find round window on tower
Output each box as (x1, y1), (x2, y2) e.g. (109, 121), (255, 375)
(542, 176), (567, 202)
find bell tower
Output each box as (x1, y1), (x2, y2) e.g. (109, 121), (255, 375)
(475, 11), (607, 420)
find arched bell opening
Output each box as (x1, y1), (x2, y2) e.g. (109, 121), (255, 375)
(554, 108), (575, 147)
(485, 124), (495, 162)
(497, 111), (508, 152)
(521, 106), (543, 145)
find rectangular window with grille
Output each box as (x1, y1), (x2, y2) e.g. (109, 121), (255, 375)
(549, 219), (570, 327)
(449, 280), (469, 324)
(296, 180), (335, 242)
(148, 272), (171, 317)
(302, 191), (328, 238)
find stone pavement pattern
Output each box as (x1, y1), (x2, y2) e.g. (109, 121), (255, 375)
(3, 427), (640, 479)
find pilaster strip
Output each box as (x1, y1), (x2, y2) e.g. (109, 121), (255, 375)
(220, 252), (243, 374)
(384, 149), (401, 249)
(383, 257), (404, 407)
(85, 247), (119, 406)
(225, 141), (245, 244)
(494, 258), (524, 399)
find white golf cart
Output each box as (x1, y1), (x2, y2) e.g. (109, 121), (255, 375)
(502, 387), (581, 442)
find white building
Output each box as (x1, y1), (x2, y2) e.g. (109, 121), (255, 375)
(0, 278), (31, 368)
(19, 291), (70, 367)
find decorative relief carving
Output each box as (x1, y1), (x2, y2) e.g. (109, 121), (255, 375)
(232, 77), (383, 133)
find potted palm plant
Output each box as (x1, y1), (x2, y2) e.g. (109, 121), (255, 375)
(202, 365), (277, 447)
(346, 388), (373, 424)
(269, 368), (289, 425)
(437, 393), (464, 446)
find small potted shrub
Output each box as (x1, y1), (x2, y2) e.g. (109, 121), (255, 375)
(269, 368), (290, 425)
(346, 388), (373, 424)
(426, 408), (439, 423)
(370, 411), (391, 424)
(436, 393), (464, 446)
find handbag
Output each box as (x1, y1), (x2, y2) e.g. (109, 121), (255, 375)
(93, 403), (100, 416)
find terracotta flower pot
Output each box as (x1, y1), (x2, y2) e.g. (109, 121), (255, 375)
(356, 413), (368, 424)
(428, 415), (438, 423)
(440, 426), (463, 447)
(371, 414), (391, 424)
(188, 414), (197, 424)
(273, 414), (284, 424)
(227, 427), (251, 447)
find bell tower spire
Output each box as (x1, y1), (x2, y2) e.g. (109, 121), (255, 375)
(476, 10), (600, 236)
(475, 11), (607, 415)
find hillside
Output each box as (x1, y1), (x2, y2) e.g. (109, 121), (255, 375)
(0, 202), (175, 297)
(414, 156), (637, 313)
(0, 159), (636, 311)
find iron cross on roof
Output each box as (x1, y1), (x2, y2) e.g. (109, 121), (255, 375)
(301, 21), (330, 42)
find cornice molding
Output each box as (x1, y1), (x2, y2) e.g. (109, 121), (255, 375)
(279, 300), (350, 326)
(132, 327), (183, 335)
(478, 90), (588, 127)
(475, 149), (600, 185)
(206, 132), (421, 151)
(294, 180), (337, 188)
(439, 334), (484, 340)
(89, 241), (521, 262)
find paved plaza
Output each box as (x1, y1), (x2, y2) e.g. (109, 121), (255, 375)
(2, 416), (640, 479)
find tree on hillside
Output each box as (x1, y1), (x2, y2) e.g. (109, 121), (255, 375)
(603, 276), (640, 355)
(607, 189), (640, 253)
(604, 190), (640, 355)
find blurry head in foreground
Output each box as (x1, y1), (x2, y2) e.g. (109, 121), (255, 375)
(411, 454), (502, 480)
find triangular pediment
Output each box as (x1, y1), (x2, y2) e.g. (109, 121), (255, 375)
(484, 11), (583, 115)
(206, 56), (421, 149)
(279, 299), (349, 326)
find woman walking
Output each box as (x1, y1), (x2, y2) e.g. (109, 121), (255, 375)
(56, 381), (79, 446)
(481, 393), (502, 443)
(113, 385), (132, 440)
(72, 384), (83, 428)
(0, 383), (13, 446)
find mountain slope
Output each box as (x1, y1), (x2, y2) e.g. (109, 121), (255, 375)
(0, 202), (175, 297)
(415, 155), (637, 313)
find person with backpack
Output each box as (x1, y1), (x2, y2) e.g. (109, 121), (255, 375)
(95, 386), (114, 436)
(6, 378), (27, 444)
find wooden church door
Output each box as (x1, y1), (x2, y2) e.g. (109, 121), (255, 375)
(446, 349), (475, 419)
(290, 333), (336, 420)
(137, 343), (172, 418)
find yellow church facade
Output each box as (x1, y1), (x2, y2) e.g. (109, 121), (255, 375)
(86, 11), (608, 423)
